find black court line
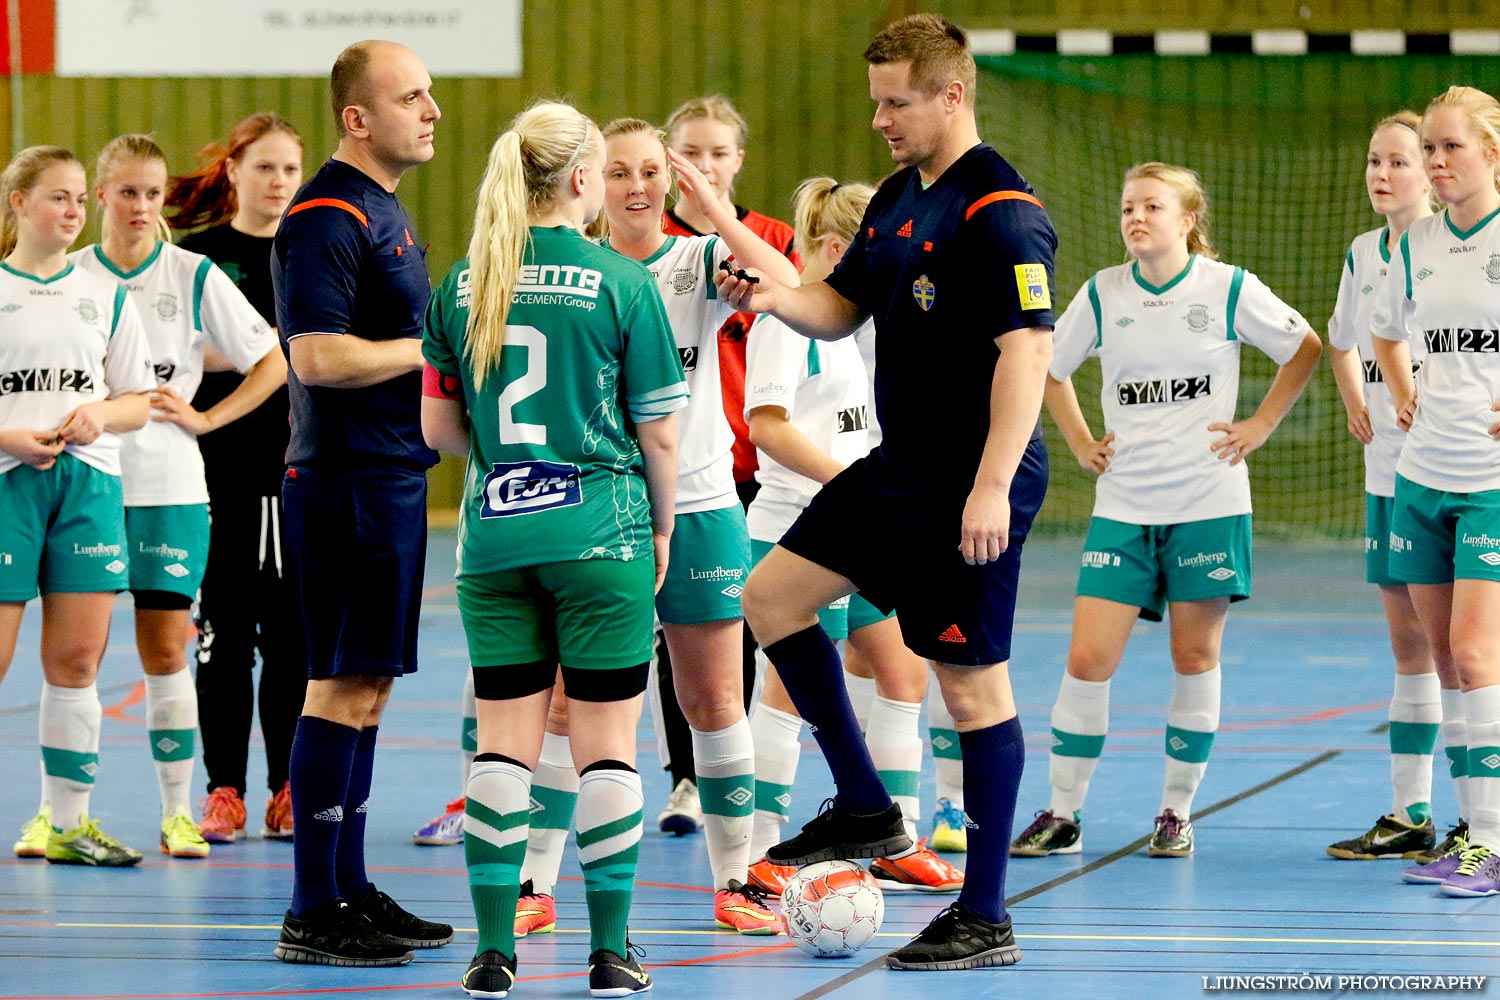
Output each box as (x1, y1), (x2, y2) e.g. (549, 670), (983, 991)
(790, 749), (1341, 1000)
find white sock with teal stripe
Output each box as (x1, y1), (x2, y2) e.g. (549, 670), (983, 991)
(692, 719), (755, 888)
(844, 672), (876, 732)
(576, 764), (642, 957)
(520, 732), (578, 896)
(867, 695), (923, 845)
(460, 670), (477, 792)
(927, 672), (964, 811)
(466, 756), (531, 957)
(1389, 672), (1440, 825)
(1161, 666), (1221, 819)
(749, 704), (802, 861)
(1441, 686), (1470, 823)
(1049, 673), (1110, 819)
(145, 669), (198, 818)
(40, 682), (101, 831)
(1463, 685), (1500, 850)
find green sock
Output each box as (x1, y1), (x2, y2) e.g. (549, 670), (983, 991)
(577, 765), (643, 956)
(466, 758), (531, 956)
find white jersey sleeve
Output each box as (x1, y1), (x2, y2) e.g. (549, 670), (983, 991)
(1371, 231), (1416, 345)
(1226, 269), (1308, 364)
(104, 290), (155, 397)
(197, 261), (278, 373)
(1327, 246), (1358, 351)
(1049, 277), (1100, 381)
(744, 314), (806, 420)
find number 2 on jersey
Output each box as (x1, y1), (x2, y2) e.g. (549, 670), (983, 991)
(497, 325), (547, 445)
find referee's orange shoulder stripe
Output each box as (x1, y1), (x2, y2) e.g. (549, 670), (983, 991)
(965, 190), (1044, 220)
(287, 197), (369, 228)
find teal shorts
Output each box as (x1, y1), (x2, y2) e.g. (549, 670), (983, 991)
(458, 557), (657, 670)
(1365, 492), (1403, 587)
(1389, 475), (1500, 584)
(750, 538), (854, 639)
(0, 454), (128, 601)
(125, 503), (210, 598)
(657, 506), (751, 625)
(847, 592), (895, 633)
(1076, 514), (1252, 622)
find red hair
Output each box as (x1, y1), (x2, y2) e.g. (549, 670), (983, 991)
(167, 112), (302, 230)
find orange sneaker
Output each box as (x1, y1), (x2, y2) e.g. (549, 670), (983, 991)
(714, 880), (783, 935)
(746, 856), (797, 897)
(198, 786), (246, 844)
(263, 781), (293, 841)
(869, 839), (965, 892)
(513, 879), (556, 938)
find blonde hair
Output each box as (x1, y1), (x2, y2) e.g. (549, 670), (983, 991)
(586, 117), (670, 243)
(666, 95), (747, 150)
(864, 13), (977, 106)
(0, 146), (82, 257)
(1122, 161), (1219, 261)
(1425, 85), (1500, 192)
(96, 134), (173, 244)
(792, 176), (874, 260)
(465, 101), (601, 389)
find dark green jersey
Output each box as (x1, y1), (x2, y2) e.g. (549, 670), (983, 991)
(423, 226), (687, 574)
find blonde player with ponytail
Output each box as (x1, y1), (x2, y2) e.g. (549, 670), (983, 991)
(1011, 162), (1321, 859)
(0, 146), (152, 867)
(422, 100), (686, 997)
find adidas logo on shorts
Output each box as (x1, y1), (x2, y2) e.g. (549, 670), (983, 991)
(313, 806), (344, 823)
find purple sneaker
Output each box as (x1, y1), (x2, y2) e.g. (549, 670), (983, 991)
(1402, 844), (1468, 884)
(1440, 847), (1500, 898)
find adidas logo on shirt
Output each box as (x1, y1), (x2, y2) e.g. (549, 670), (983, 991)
(896, 219), (913, 238)
(313, 806), (344, 823)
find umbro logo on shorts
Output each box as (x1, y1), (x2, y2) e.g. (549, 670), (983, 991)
(313, 806), (344, 823)
(1479, 552), (1500, 566)
(1207, 567), (1236, 581)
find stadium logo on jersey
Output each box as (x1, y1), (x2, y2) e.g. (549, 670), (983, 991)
(153, 362), (177, 384)
(1014, 263), (1051, 310)
(1184, 304), (1211, 332)
(1423, 328), (1500, 354)
(1116, 375), (1211, 406)
(75, 299), (99, 323)
(480, 460), (583, 519)
(671, 266), (698, 296)
(837, 405), (868, 433)
(679, 346), (698, 371)
(1486, 254), (1500, 285)
(154, 293), (179, 322)
(912, 274), (935, 311)
(0, 368), (96, 395)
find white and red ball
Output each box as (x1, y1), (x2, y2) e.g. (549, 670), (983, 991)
(780, 859), (884, 958)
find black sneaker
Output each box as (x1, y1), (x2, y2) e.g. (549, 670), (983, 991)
(273, 899), (414, 967)
(1009, 809), (1081, 857)
(1327, 814), (1436, 860)
(765, 798), (911, 866)
(1147, 809), (1194, 857)
(885, 903), (1022, 971)
(462, 949), (517, 999)
(588, 941), (652, 997)
(353, 883), (454, 947)
(1412, 821), (1468, 866)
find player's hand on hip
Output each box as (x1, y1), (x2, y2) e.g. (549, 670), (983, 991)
(150, 387), (214, 436)
(714, 266), (774, 313)
(56, 403), (107, 447)
(1488, 401), (1500, 441)
(959, 484), (1011, 565)
(0, 428), (64, 470)
(1207, 415), (1272, 467)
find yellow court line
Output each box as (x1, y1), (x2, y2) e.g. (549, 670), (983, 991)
(48, 922), (1500, 948)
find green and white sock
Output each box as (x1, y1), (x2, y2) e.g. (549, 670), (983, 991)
(844, 671), (876, 733)
(927, 672), (965, 812)
(466, 757), (531, 958)
(867, 695), (922, 845)
(1441, 687), (1470, 823)
(693, 719), (754, 888)
(519, 732), (578, 896)
(1049, 673), (1110, 819)
(145, 669), (198, 818)
(577, 764), (642, 956)
(749, 704), (802, 861)
(1161, 667), (1221, 820)
(40, 682), (101, 831)
(1463, 685), (1500, 849)
(1389, 672), (1440, 825)
(460, 670), (477, 792)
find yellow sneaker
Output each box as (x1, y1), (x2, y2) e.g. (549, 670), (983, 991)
(14, 804), (52, 858)
(46, 816), (143, 867)
(930, 798), (968, 853)
(160, 807), (210, 858)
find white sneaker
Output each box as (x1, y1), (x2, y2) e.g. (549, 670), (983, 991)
(657, 778), (703, 835)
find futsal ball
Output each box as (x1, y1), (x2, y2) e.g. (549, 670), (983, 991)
(780, 859), (884, 958)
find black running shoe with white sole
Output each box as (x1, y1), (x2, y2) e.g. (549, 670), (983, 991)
(1009, 809), (1081, 857)
(885, 903), (1022, 971)
(463, 949), (517, 998)
(765, 798), (911, 866)
(352, 883), (453, 947)
(1326, 814), (1435, 860)
(589, 942), (652, 997)
(273, 899), (414, 967)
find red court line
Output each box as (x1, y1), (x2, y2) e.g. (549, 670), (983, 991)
(422, 581), (456, 599)
(101, 681), (145, 723)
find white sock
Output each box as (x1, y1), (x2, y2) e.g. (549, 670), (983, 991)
(1049, 674), (1110, 819)
(1389, 672), (1441, 825)
(519, 732), (579, 896)
(926, 672), (964, 811)
(844, 672), (876, 733)
(866, 695), (923, 845)
(692, 719), (755, 888)
(460, 670), (477, 793)
(647, 633), (671, 771)
(1462, 685), (1500, 850)
(144, 669), (198, 818)
(40, 682), (102, 830)
(1161, 667), (1221, 820)
(1441, 687), (1469, 822)
(749, 704), (802, 861)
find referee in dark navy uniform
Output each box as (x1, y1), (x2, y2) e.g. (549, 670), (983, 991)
(718, 14), (1056, 973)
(269, 39), (453, 967)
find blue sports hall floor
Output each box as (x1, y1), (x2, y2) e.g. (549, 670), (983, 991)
(1, 531), (1497, 999)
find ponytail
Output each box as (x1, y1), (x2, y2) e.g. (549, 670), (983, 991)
(167, 112), (303, 230)
(96, 134), (173, 244)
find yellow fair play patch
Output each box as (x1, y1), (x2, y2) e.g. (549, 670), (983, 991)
(1015, 263), (1051, 310)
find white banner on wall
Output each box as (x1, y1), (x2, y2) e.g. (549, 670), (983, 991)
(55, 1), (522, 77)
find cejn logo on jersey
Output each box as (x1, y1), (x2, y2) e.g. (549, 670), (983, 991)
(481, 460), (583, 519)
(1115, 375), (1211, 406)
